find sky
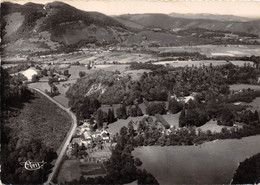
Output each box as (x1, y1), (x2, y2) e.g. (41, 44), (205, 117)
(6, 0), (260, 18)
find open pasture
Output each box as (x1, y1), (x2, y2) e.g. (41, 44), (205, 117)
(132, 135), (260, 184)
(198, 120), (229, 133)
(161, 112), (180, 127)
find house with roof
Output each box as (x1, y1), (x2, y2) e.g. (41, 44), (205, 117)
(20, 67), (40, 82)
(82, 131), (92, 141)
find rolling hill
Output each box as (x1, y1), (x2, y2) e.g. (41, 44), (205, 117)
(1, 1), (260, 55)
(1, 1), (131, 54)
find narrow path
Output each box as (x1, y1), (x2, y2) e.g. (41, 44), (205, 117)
(28, 87), (77, 184)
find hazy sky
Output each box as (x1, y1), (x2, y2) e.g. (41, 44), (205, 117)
(8, 0), (260, 18)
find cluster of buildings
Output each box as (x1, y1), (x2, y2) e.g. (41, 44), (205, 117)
(70, 120), (111, 148)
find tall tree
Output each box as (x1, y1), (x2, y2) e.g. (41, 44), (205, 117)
(95, 109), (104, 128)
(179, 109), (186, 127)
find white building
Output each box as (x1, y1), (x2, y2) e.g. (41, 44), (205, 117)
(83, 131), (92, 141)
(20, 68), (40, 82)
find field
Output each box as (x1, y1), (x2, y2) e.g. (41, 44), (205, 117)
(57, 160), (106, 183)
(127, 31), (212, 45)
(161, 112), (180, 127)
(154, 60), (253, 67)
(158, 45), (260, 57)
(57, 160), (82, 183)
(198, 120), (228, 133)
(132, 135), (260, 184)
(229, 84), (260, 92)
(6, 91), (71, 152)
(246, 97), (260, 112)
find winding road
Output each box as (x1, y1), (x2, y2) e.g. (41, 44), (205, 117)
(28, 87), (77, 184)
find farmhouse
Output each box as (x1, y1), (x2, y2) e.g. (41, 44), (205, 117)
(83, 131), (92, 141)
(20, 67), (40, 82)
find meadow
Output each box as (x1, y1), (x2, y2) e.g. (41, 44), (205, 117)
(198, 120), (228, 133)
(132, 135), (260, 184)
(161, 112), (180, 127)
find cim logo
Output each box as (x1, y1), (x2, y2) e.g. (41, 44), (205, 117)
(20, 160), (46, 170)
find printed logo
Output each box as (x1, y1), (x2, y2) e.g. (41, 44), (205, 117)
(20, 160), (46, 170)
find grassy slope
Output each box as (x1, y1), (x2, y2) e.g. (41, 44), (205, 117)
(132, 135), (260, 184)
(7, 91), (71, 151)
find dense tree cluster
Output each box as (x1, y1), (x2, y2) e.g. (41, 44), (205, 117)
(1, 69), (57, 184)
(130, 62), (164, 70)
(146, 102), (166, 116)
(227, 90), (260, 103)
(128, 114), (260, 147)
(1, 139), (56, 184)
(66, 70), (130, 104)
(68, 95), (101, 121)
(67, 62), (259, 107)
(116, 104), (128, 119)
(4, 63), (30, 74)
(1, 68), (28, 108)
(107, 108), (117, 124)
(179, 99), (209, 127)
(168, 97), (183, 114)
(158, 51), (207, 60)
(232, 153), (260, 184)
(128, 105), (143, 117)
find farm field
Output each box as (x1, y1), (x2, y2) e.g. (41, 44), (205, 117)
(229, 84), (260, 92)
(161, 112), (180, 127)
(6, 91), (71, 151)
(132, 135), (260, 184)
(198, 120), (228, 133)
(158, 45), (260, 57)
(57, 160), (106, 184)
(57, 160), (82, 183)
(68, 66), (96, 80)
(154, 60), (253, 67)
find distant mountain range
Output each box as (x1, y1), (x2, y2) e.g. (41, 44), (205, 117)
(169, 13), (257, 22)
(116, 13), (260, 35)
(1, 1), (260, 55)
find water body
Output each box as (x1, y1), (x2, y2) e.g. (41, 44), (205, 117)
(132, 135), (260, 184)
